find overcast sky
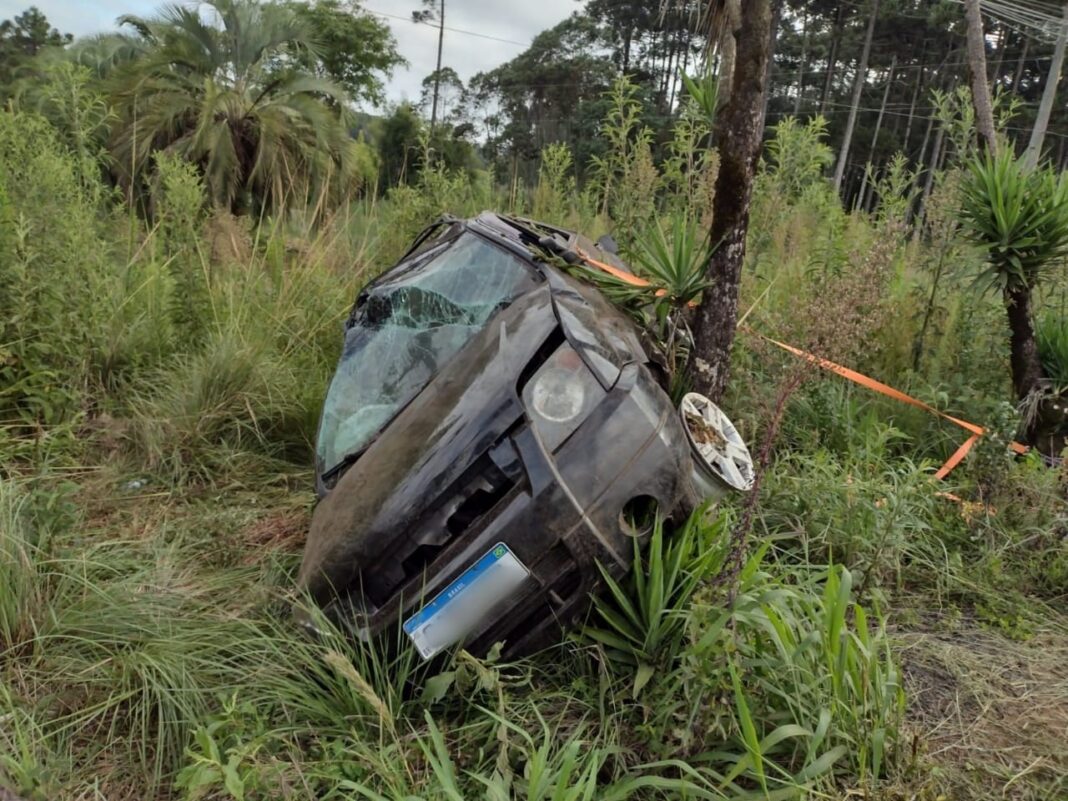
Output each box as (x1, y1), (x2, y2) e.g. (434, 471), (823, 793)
(0, 0), (578, 108)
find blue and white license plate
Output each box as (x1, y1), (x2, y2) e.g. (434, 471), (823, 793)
(403, 543), (530, 660)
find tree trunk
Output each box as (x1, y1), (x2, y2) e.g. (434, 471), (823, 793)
(990, 22), (1008, 87)
(963, 0), (998, 154)
(1012, 35), (1030, 93)
(902, 40), (929, 150)
(820, 1), (846, 116)
(1005, 285), (1046, 400)
(794, 8), (809, 114)
(688, 0), (773, 401)
(1024, 1), (1068, 169)
(673, 31), (692, 110)
(857, 54), (896, 209)
(717, 0), (742, 109)
(760, 1), (782, 129)
(913, 122), (944, 237)
(834, 0), (880, 193)
(430, 0), (445, 133)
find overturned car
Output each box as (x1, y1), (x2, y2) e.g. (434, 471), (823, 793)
(297, 213), (753, 659)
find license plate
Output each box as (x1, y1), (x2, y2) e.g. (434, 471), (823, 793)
(403, 543), (530, 660)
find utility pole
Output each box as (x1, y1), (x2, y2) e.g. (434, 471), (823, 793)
(413, 0), (446, 133)
(1025, 1), (1068, 169)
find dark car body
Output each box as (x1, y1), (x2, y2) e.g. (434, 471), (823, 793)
(297, 213), (699, 658)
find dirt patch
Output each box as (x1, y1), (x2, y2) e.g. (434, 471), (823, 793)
(897, 623), (1068, 800)
(685, 411), (725, 449)
(239, 507), (310, 563)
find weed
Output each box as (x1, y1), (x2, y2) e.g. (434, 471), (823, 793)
(532, 142), (577, 226)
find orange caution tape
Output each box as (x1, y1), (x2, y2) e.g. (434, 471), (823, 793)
(758, 335), (1028, 479)
(576, 248), (651, 288)
(575, 251), (1029, 483)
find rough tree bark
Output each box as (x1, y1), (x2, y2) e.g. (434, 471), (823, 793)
(716, 0), (742, 109)
(834, 0), (880, 193)
(820, 1), (846, 116)
(1005, 285), (1046, 400)
(1024, 1), (1068, 169)
(688, 0), (773, 401)
(963, 0), (998, 154)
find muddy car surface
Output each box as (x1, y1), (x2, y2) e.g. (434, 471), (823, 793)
(297, 213), (750, 659)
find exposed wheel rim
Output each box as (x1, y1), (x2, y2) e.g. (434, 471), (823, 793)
(680, 392), (754, 492)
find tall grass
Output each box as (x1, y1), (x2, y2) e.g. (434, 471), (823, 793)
(0, 81), (1064, 801)
(0, 480), (47, 649)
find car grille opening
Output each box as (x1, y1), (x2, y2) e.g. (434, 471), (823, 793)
(400, 544), (443, 581)
(446, 482), (511, 536)
(362, 454), (519, 610)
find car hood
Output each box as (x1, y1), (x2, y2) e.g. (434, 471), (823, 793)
(299, 265), (649, 609)
(298, 284), (559, 605)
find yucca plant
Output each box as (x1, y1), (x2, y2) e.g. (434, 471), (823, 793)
(957, 150), (1068, 406)
(108, 0), (356, 215)
(582, 509), (729, 697)
(574, 214), (713, 394)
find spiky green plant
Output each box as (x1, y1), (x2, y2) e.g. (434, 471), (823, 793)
(571, 213), (713, 393)
(957, 150), (1068, 402)
(763, 116), (834, 200)
(583, 510), (729, 697)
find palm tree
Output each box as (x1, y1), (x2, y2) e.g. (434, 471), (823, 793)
(108, 0), (355, 214)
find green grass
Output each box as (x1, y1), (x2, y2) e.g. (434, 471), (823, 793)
(5, 469), (1061, 800)
(1, 102), (1066, 801)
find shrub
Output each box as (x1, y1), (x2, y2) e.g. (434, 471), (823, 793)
(1036, 311), (1068, 390)
(762, 116), (834, 200)
(760, 409), (946, 595)
(532, 142), (577, 226)
(0, 112), (110, 429)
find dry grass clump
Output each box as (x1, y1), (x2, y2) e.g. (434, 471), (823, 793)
(239, 506), (310, 562)
(898, 621), (1068, 800)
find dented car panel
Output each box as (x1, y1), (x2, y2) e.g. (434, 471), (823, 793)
(297, 213), (699, 657)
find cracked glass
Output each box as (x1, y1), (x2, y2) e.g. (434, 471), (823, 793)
(318, 232), (538, 475)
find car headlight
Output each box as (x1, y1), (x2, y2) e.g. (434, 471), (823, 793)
(522, 344), (605, 451)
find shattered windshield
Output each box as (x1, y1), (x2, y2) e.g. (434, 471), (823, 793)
(317, 232), (539, 475)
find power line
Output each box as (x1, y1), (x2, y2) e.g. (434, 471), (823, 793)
(365, 7), (531, 48)
(941, 0), (1068, 42)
